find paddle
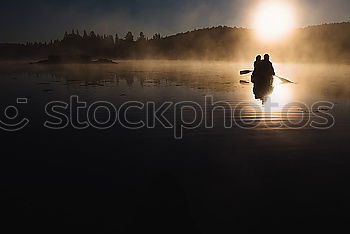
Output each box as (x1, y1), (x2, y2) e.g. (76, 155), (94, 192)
(274, 75), (294, 84)
(239, 70), (294, 83)
(240, 70), (253, 75)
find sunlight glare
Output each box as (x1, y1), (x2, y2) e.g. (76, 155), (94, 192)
(270, 78), (293, 107)
(253, 2), (295, 41)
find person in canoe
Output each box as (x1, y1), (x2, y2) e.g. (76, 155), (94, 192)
(252, 54), (275, 103)
(251, 55), (262, 83)
(260, 54), (275, 85)
(252, 54), (275, 85)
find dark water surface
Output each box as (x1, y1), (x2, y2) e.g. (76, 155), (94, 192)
(0, 60), (350, 232)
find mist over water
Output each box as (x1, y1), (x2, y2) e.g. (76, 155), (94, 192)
(1, 60), (350, 232)
(1, 0), (350, 232)
(0, 60), (349, 128)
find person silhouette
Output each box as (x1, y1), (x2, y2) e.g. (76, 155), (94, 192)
(252, 54), (275, 103)
(251, 55), (262, 83)
(260, 54), (275, 85)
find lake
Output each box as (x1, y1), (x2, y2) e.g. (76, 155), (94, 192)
(0, 60), (350, 232)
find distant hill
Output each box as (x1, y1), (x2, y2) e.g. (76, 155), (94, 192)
(0, 22), (349, 63)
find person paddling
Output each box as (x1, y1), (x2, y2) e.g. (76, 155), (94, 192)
(260, 54), (275, 85)
(251, 55), (262, 83)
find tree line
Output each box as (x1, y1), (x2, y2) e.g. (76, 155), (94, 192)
(0, 22), (349, 63)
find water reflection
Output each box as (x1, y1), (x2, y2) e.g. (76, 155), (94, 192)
(1, 61), (350, 116)
(253, 78), (274, 104)
(0, 61), (244, 93)
(1, 61), (349, 100)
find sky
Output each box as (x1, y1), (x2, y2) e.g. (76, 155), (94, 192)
(0, 0), (349, 42)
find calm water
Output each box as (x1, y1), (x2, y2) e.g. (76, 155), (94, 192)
(1, 60), (349, 126)
(1, 60), (350, 232)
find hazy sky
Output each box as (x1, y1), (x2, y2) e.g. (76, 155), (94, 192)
(1, 0), (349, 42)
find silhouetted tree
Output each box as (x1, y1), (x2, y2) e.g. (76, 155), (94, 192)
(83, 30), (88, 39)
(115, 34), (119, 43)
(137, 32), (146, 42)
(125, 32), (134, 42)
(1, 23), (350, 62)
(152, 33), (161, 40)
(89, 31), (97, 39)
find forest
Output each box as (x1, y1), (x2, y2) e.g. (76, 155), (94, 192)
(0, 22), (349, 63)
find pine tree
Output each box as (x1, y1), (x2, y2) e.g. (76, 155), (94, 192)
(137, 32), (146, 42)
(115, 34), (119, 45)
(83, 30), (88, 39)
(125, 32), (134, 42)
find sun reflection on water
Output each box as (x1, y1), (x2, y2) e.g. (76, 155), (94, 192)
(247, 77), (299, 126)
(269, 78), (294, 107)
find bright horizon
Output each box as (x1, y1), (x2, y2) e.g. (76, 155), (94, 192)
(2, 22), (349, 45)
(0, 0), (349, 43)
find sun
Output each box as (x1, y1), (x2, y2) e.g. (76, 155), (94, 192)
(253, 2), (295, 41)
